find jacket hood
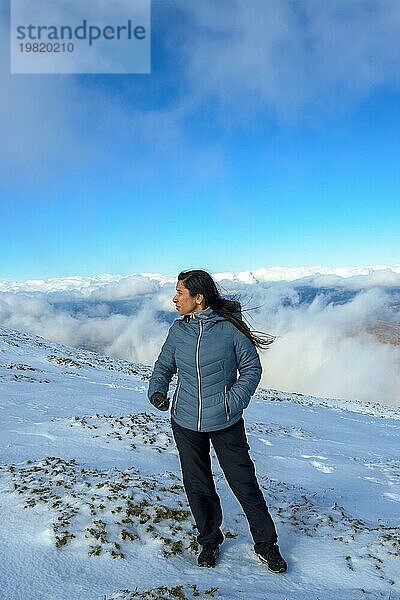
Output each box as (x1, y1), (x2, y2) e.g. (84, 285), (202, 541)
(181, 306), (242, 323)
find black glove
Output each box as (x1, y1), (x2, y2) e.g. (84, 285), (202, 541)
(150, 392), (170, 411)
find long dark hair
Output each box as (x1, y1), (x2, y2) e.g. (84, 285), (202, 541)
(178, 269), (275, 350)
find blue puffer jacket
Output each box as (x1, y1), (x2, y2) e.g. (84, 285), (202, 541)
(148, 307), (262, 432)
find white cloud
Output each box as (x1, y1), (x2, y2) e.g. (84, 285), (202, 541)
(0, 291), (170, 364)
(260, 287), (400, 405)
(2, 0), (400, 192)
(88, 276), (161, 301)
(180, 0), (400, 121)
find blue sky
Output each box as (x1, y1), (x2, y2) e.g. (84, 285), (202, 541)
(1, 0), (400, 281)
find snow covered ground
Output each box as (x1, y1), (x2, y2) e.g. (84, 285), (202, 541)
(0, 326), (399, 600)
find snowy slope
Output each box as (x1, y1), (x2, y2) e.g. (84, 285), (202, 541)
(0, 326), (399, 600)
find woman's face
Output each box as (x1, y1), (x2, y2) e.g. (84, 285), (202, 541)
(173, 280), (205, 315)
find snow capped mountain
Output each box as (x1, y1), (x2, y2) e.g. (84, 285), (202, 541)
(1, 264), (400, 295)
(0, 326), (399, 599)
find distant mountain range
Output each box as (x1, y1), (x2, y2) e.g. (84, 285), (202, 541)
(1, 264), (400, 295)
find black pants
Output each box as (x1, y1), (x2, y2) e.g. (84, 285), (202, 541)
(171, 417), (278, 553)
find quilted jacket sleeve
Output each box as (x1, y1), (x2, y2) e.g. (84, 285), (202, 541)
(227, 326), (262, 413)
(148, 325), (177, 401)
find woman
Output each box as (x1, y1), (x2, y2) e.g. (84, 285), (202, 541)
(148, 269), (287, 573)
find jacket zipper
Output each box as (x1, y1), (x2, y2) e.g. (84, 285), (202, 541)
(196, 320), (203, 430)
(224, 385), (230, 420)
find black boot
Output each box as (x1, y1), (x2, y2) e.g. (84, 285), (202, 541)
(198, 543), (220, 568)
(257, 544), (287, 573)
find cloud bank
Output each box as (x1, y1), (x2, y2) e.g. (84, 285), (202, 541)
(1, 266), (399, 408)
